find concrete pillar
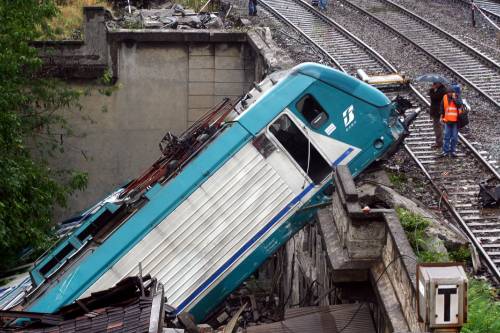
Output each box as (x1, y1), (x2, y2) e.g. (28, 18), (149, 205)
(83, 6), (109, 64)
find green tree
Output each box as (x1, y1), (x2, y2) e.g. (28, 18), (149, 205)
(0, 0), (87, 271)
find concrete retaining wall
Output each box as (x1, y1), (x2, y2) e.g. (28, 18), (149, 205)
(317, 166), (428, 332)
(52, 39), (255, 220)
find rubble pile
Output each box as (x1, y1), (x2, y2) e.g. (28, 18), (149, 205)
(106, 0), (225, 30)
(163, 273), (286, 332)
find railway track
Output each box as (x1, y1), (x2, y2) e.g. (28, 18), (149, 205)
(259, 0), (500, 282)
(466, 0), (500, 21)
(336, 0), (500, 108)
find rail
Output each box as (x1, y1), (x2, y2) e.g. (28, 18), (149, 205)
(259, 0), (500, 282)
(337, 0), (500, 108)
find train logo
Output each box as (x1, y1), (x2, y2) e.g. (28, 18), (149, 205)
(343, 105), (355, 128)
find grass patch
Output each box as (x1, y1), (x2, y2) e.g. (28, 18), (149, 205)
(396, 208), (446, 263)
(449, 246), (471, 263)
(387, 170), (407, 190)
(462, 279), (500, 333)
(46, 0), (112, 40)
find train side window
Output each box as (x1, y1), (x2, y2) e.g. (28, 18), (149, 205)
(270, 114), (331, 184)
(296, 94), (328, 129)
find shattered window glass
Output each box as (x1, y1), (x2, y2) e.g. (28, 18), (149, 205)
(269, 114), (331, 184)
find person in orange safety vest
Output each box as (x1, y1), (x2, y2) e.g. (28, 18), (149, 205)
(439, 90), (462, 158)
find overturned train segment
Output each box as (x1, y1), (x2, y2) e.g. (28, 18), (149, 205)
(1, 62), (414, 324)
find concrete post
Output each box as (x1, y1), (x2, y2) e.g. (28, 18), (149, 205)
(332, 166), (387, 260)
(83, 6), (109, 65)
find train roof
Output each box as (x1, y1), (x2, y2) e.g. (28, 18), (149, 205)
(293, 63), (391, 108)
(237, 63), (391, 136)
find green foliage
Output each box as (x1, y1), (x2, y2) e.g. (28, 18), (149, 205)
(462, 279), (500, 333)
(44, 0), (112, 40)
(0, 0), (87, 271)
(178, 0), (210, 12)
(98, 68), (120, 96)
(449, 246), (471, 263)
(417, 250), (447, 263)
(396, 208), (447, 263)
(387, 171), (407, 190)
(397, 208), (429, 250)
(122, 19), (143, 30)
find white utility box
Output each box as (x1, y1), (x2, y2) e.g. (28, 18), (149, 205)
(417, 264), (468, 332)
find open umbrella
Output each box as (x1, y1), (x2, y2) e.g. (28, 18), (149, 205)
(415, 74), (450, 85)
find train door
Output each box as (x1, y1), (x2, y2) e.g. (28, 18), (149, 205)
(286, 92), (361, 171)
(291, 85), (384, 175)
(263, 110), (333, 198)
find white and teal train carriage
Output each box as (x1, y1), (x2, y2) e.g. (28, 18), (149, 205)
(15, 63), (412, 321)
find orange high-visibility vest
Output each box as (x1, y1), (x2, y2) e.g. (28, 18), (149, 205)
(442, 94), (459, 123)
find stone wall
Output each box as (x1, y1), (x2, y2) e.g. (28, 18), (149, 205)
(317, 166), (428, 333)
(374, 212), (426, 333)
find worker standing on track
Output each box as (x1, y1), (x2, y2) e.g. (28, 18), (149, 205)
(319, 0), (328, 11)
(440, 89), (462, 158)
(429, 82), (447, 149)
(248, 0), (257, 16)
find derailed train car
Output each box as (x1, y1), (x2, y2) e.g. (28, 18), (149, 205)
(11, 63), (413, 321)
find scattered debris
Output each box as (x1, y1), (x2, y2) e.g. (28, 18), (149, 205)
(479, 179), (500, 208)
(222, 303), (247, 333)
(0, 275), (166, 332)
(106, 0), (229, 30)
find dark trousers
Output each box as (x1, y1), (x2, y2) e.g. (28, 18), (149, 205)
(431, 116), (443, 147)
(249, 0), (257, 15)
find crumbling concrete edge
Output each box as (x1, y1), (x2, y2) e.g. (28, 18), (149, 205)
(32, 6), (110, 79)
(33, 5), (290, 83)
(322, 166), (428, 332)
(246, 27), (294, 81)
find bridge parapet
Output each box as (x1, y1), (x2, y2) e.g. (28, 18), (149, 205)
(332, 166), (388, 260)
(318, 166), (426, 332)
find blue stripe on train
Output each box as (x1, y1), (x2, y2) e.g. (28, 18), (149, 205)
(176, 147), (354, 318)
(175, 183), (315, 314)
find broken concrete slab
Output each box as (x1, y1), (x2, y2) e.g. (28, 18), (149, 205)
(356, 167), (469, 258)
(140, 9), (176, 28)
(246, 27), (294, 80)
(205, 16), (223, 29)
(238, 18), (252, 27)
(178, 15), (203, 28)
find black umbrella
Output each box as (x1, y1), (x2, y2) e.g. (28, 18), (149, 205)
(415, 74), (450, 85)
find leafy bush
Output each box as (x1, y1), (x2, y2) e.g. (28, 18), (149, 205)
(449, 246), (471, 263)
(397, 208), (429, 249)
